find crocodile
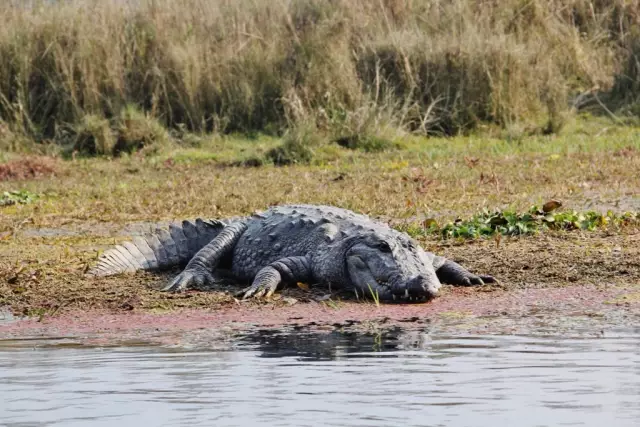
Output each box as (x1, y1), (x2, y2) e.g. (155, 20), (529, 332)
(87, 204), (495, 302)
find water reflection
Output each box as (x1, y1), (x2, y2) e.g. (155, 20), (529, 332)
(237, 327), (411, 361)
(0, 326), (639, 427)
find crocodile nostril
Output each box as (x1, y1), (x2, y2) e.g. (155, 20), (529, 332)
(404, 276), (421, 293)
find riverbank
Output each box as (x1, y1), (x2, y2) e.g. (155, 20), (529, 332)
(1, 122), (640, 342)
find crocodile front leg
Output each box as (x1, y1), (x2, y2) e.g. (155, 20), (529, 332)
(238, 256), (312, 299)
(433, 256), (496, 286)
(163, 221), (248, 292)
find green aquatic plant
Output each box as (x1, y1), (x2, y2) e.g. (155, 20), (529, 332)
(400, 202), (640, 240)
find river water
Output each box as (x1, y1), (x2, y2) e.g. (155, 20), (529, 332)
(1, 326), (639, 427)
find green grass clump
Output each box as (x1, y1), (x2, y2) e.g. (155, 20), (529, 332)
(265, 139), (315, 166)
(265, 126), (321, 166)
(68, 106), (170, 157)
(73, 114), (115, 156)
(113, 105), (171, 155)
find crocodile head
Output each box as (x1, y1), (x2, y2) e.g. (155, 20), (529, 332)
(344, 232), (441, 303)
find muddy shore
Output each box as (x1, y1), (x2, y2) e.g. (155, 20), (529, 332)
(2, 281), (639, 347)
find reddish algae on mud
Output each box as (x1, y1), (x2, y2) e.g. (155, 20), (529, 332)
(2, 284), (639, 346)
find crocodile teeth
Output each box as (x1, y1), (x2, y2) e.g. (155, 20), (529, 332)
(404, 289), (409, 299)
(392, 294), (396, 301)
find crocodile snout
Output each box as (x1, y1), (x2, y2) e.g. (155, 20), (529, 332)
(384, 274), (440, 303)
(407, 274), (440, 298)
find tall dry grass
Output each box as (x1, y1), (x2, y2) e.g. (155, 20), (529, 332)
(0, 0), (638, 154)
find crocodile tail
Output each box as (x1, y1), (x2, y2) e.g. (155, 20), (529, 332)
(87, 218), (228, 277)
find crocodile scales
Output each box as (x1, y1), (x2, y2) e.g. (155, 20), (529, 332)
(88, 204), (495, 302)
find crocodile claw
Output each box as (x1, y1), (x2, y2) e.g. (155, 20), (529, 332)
(162, 267), (215, 292)
(236, 282), (279, 300)
(461, 274), (496, 286)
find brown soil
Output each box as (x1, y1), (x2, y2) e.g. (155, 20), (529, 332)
(429, 227), (640, 291)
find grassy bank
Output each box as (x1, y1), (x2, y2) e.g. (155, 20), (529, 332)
(1, 0), (640, 156)
(1, 119), (639, 224)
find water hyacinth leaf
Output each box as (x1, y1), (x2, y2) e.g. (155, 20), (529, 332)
(543, 200), (562, 212)
(489, 215), (508, 226)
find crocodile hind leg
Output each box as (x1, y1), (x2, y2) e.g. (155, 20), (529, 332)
(162, 221), (248, 292)
(238, 256), (312, 299)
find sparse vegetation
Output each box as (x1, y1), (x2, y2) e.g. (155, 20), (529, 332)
(367, 283), (381, 307)
(1, 0), (640, 156)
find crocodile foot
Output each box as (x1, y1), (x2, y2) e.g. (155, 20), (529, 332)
(162, 267), (216, 292)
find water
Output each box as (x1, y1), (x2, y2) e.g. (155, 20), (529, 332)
(1, 327), (639, 427)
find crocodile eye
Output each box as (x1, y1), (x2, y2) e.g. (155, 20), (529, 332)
(376, 241), (392, 253)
